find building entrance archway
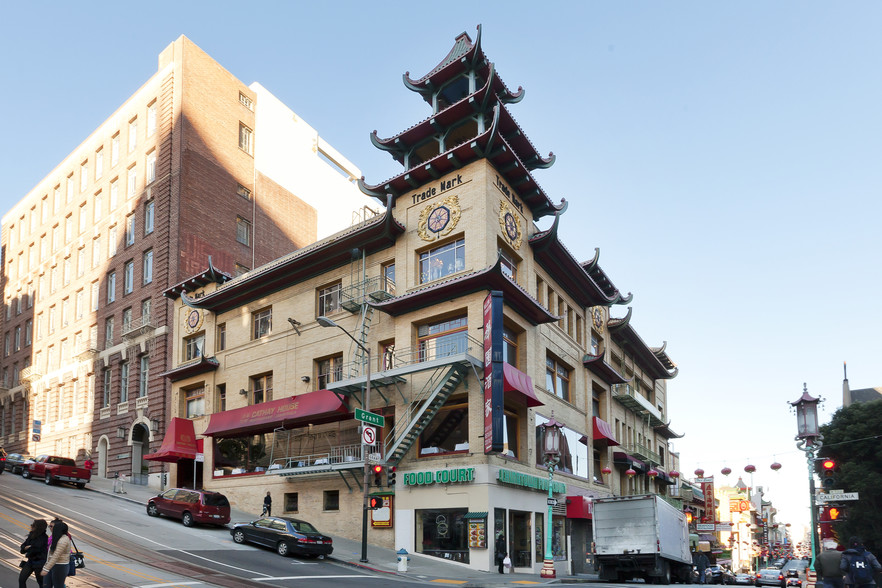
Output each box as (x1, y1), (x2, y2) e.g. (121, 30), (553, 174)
(131, 423), (149, 485)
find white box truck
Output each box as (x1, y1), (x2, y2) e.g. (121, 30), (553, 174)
(594, 494), (693, 584)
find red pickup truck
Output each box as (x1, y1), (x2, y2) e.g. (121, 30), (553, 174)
(23, 455), (91, 488)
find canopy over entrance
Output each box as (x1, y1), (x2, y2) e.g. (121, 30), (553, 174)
(144, 417), (198, 462)
(202, 390), (350, 438)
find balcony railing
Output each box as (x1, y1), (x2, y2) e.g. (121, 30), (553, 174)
(20, 365), (42, 383)
(333, 334), (481, 379)
(122, 314), (155, 340)
(623, 442), (662, 466)
(611, 383), (666, 426)
(269, 443), (365, 472)
(341, 276), (395, 312)
(75, 337), (100, 359)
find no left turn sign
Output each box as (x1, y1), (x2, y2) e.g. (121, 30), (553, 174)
(362, 426), (377, 446)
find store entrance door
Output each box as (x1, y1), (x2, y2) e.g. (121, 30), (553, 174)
(509, 510), (533, 568)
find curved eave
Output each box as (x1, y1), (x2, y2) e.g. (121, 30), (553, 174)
(160, 356), (220, 383)
(361, 122), (561, 219)
(578, 252), (631, 305)
(583, 353), (629, 385)
(654, 422), (685, 439)
(403, 28), (480, 91)
(180, 205), (405, 314)
(164, 262), (232, 301)
(529, 213), (620, 307)
(607, 307), (633, 332)
(651, 342), (679, 376)
(371, 258), (558, 326)
(610, 321), (676, 380)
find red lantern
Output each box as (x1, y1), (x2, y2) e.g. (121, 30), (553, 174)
(721, 467), (732, 476)
(744, 464), (756, 474)
(648, 469), (659, 478)
(695, 468), (705, 477)
(669, 470), (680, 479)
(770, 462), (782, 471)
(601, 466), (612, 475)
(626, 468), (637, 478)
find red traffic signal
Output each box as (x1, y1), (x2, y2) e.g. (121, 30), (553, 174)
(821, 459), (835, 470)
(372, 464), (384, 487)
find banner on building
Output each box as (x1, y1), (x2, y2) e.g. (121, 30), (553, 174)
(483, 291), (504, 454)
(701, 478), (716, 523)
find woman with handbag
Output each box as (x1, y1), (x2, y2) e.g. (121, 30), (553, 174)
(41, 521), (71, 588)
(18, 518), (48, 588)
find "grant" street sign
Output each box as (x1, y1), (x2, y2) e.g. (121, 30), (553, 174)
(355, 408), (384, 427)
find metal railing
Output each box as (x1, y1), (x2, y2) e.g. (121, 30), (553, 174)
(611, 383), (665, 423)
(122, 314), (154, 339)
(334, 334), (481, 379)
(623, 442), (662, 466)
(269, 443), (365, 470)
(341, 276), (395, 310)
(20, 365), (42, 382)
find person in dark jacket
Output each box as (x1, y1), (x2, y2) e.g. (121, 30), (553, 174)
(693, 550), (710, 584)
(19, 518), (48, 588)
(840, 536), (882, 588)
(262, 491), (272, 516)
(495, 532), (507, 574)
(816, 540), (845, 588)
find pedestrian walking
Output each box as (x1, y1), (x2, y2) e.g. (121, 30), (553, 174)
(262, 491), (272, 517)
(18, 518), (48, 588)
(41, 521), (71, 588)
(693, 550), (710, 585)
(83, 455), (94, 473)
(840, 537), (882, 588)
(817, 540), (845, 588)
(495, 532), (507, 574)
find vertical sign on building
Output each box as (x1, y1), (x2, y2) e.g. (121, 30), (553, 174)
(701, 477), (716, 522)
(483, 291), (504, 454)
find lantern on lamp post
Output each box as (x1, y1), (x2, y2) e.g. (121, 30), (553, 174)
(539, 417), (563, 579)
(789, 383), (822, 572)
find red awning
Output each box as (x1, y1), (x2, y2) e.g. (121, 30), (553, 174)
(144, 417), (198, 463)
(202, 390), (350, 437)
(593, 416), (620, 446)
(502, 363), (543, 407)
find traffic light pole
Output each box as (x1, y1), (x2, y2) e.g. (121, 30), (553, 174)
(796, 437), (822, 572)
(360, 348), (371, 563)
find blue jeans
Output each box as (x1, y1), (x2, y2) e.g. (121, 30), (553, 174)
(822, 578), (844, 588)
(43, 563), (68, 588)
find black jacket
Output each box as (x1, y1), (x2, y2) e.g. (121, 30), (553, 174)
(20, 531), (48, 565)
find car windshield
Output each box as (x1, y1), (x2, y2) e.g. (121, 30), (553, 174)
(203, 494), (229, 507)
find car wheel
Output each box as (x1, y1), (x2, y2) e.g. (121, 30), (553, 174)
(22, 469), (30, 479)
(76, 483), (85, 489)
(147, 503), (159, 517)
(277, 541), (289, 556)
(44, 474), (53, 485)
(233, 530), (246, 544)
(182, 512), (194, 527)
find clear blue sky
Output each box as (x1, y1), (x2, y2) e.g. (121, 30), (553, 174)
(3, 1), (881, 531)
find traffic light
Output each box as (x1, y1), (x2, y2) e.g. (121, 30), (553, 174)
(372, 464), (384, 487)
(819, 459), (836, 490)
(368, 496), (382, 510)
(828, 506), (846, 520)
(386, 466), (397, 487)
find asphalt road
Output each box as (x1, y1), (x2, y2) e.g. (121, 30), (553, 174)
(0, 472), (425, 587)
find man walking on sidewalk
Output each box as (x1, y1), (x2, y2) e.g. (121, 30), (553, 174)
(262, 491), (272, 517)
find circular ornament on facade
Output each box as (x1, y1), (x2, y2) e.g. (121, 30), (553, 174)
(497, 200), (523, 250)
(185, 308), (203, 333)
(592, 307), (604, 332)
(428, 206), (451, 233)
(418, 195), (461, 242)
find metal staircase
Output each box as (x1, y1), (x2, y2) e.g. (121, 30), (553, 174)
(349, 304), (374, 378)
(383, 363), (468, 466)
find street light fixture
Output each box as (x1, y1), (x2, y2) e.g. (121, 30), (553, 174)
(789, 383), (822, 572)
(317, 315), (372, 564)
(539, 416), (563, 579)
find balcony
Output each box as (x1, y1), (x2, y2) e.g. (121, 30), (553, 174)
(19, 365), (42, 383)
(623, 442), (662, 466)
(122, 314), (155, 340)
(75, 337), (100, 359)
(341, 276), (395, 312)
(266, 443), (366, 477)
(136, 396), (149, 410)
(612, 383), (665, 426)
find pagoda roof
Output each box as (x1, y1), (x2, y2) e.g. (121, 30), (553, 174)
(580, 249), (633, 305)
(360, 106), (561, 219)
(165, 199), (404, 313)
(650, 341), (680, 378)
(608, 310), (678, 380)
(370, 256), (558, 326)
(372, 70), (544, 171)
(583, 353), (629, 385)
(165, 258), (231, 299)
(529, 211), (631, 307)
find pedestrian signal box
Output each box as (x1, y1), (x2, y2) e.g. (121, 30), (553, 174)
(368, 496), (382, 510)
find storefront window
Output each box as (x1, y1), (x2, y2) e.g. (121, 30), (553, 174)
(213, 434), (271, 476)
(416, 508), (469, 563)
(501, 410), (519, 459)
(535, 414), (589, 478)
(552, 514), (567, 560)
(509, 510), (533, 567)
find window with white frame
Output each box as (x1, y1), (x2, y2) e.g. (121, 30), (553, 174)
(92, 235), (101, 268)
(105, 317), (114, 348)
(144, 200), (154, 234)
(124, 260), (134, 294)
(63, 257), (71, 285)
(94, 191), (102, 222)
(108, 225), (117, 257)
(52, 224), (60, 252)
(65, 215), (73, 243)
(147, 101), (157, 136)
(252, 308), (271, 340)
(128, 118), (137, 152)
(239, 123), (253, 154)
(107, 272), (116, 303)
(76, 247), (85, 277)
(120, 361), (129, 403)
(80, 161), (89, 192)
(239, 92), (253, 110)
(185, 385), (205, 418)
(54, 186), (61, 213)
(545, 354), (571, 402)
(184, 333), (204, 362)
(90, 281), (99, 311)
(75, 290), (84, 320)
(143, 250), (153, 284)
(146, 150), (156, 184)
(95, 147), (104, 179)
(79, 202), (88, 234)
(66, 176), (74, 202)
(122, 307), (132, 331)
(419, 238), (465, 283)
(111, 133), (120, 166)
(127, 166), (137, 198)
(125, 214), (135, 246)
(41, 196), (49, 224)
(139, 355), (149, 396)
(317, 282), (342, 316)
(102, 369), (111, 408)
(110, 179), (118, 210)
(236, 216), (251, 245)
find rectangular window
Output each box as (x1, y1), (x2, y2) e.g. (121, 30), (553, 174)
(91, 281), (99, 311)
(25, 319), (32, 346)
(111, 133), (120, 167)
(317, 282), (342, 316)
(236, 216), (251, 245)
(125, 214), (135, 246)
(92, 235), (102, 268)
(75, 290), (84, 320)
(382, 262), (396, 295)
(41, 196), (49, 224)
(144, 200), (154, 234)
(52, 224), (61, 252)
(418, 398), (470, 456)
(110, 179), (118, 210)
(252, 308), (271, 339)
(128, 118), (137, 152)
(102, 369), (111, 408)
(239, 92), (254, 110)
(80, 161), (89, 192)
(94, 191), (103, 222)
(79, 202), (88, 234)
(499, 247), (518, 281)
(120, 362), (129, 403)
(215, 383), (226, 413)
(65, 215), (73, 243)
(139, 355), (149, 397)
(186, 386), (205, 418)
(146, 151), (156, 184)
(105, 317), (114, 348)
(418, 316), (468, 362)
(217, 323), (226, 351)
(250, 373), (272, 405)
(77, 247), (85, 277)
(239, 123), (253, 154)
(107, 272), (116, 303)
(108, 225), (118, 257)
(503, 327), (518, 367)
(323, 490), (339, 512)
(127, 166), (137, 198)
(545, 355), (571, 402)
(143, 250), (153, 284)
(61, 298), (70, 326)
(54, 186), (62, 213)
(63, 257), (71, 285)
(237, 184), (252, 200)
(122, 307), (132, 331)
(419, 238), (465, 283)
(141, 298), (151, 321)
(147, 101), (157, 136)
(124, 261), (134, 294)
(95, 148), (104, 180)
(184, 333), (204, 362)
(317, 355), (343, 389)
(284, 492), (298, 513)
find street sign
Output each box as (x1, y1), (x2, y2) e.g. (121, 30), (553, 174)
(696, 523), (716, 531)
(362, 426), (377, 446)
(33, 419), (41, 434)
(817, 492), (858, 502)
(195, 453), (204, 463)
(716, 522), (733, 531)
(32, 434), (40, 442)
(355, 408), (384, 427)
(547, 498), (558, 506)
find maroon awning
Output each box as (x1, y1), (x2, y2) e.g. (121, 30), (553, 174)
(144, 417), (198, 463)
(593, 416), (620, 446)
(502, 363), (543, 407)
(202, 390), (350, 437)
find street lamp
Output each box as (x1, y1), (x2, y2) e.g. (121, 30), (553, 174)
(539, 416), (563, 579)
(317, 315), (372, 564)
(789, 383), (822, 572)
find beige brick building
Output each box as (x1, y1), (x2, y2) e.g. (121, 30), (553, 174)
(0, 36), (370, 483)
(161, 27), (684, 576)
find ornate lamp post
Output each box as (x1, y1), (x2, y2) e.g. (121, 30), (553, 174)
(318, 316), (372, 563)
(539, 417), (563, 579)
(789, 383), (822, 571)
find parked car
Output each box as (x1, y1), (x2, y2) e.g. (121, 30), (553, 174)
(711, 565), (736, 584)
(4, 453), (32, 475)
(734, 572), (756, 585)
(23, 455), (91, 488)
(146, 488), (230, 527)
(230, 516), (334, 558)
(756, 568), (786, 587)
(0, 453), (4, 474)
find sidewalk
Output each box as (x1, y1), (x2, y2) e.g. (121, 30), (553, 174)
(85, 475), (599, 587)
